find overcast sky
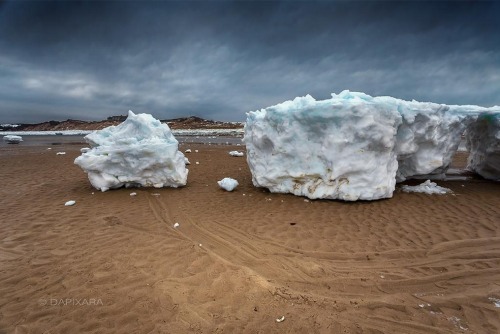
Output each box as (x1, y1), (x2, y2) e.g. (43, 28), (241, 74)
(1, 0), (499, 123)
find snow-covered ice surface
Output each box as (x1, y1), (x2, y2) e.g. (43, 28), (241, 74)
(3, 135), (23, 143)
(0, 129), (243, 137)
(401, 180), (452, 195)
(245, 90), (499, 201)
(74, 111), (188, 192)
(218, 177), (239, 191)
(229, 150), (244, 157)
(466, 113), (500, 181)
(245, 91), (402, 201)
(172, 128), (243, 137)
(2, 130), (92, 136)
(395, 102), (474, 181)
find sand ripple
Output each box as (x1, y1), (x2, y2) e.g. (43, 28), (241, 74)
(0, 145), (499, 333)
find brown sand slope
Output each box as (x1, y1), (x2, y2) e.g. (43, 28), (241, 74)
(0, 145), (499, 333)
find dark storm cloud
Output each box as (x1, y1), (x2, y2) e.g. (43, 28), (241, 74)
(0, 0), (499, 123)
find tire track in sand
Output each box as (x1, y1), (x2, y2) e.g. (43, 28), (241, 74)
(146, 195), (313, 285)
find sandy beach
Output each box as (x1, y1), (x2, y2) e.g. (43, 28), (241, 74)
(1, 143), (499, 333)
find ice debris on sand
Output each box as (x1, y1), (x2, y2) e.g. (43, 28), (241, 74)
(218, 177), (239, 191)
(466, 113), (500, 181)
(56, 152), (66, 155)
(245, 90), (499, 201)
(229, 150), (244, 157)
(65, 200), (76, 206)
(401, 180), (452, 195)
(74, 110), (188, 192)
(488, 297), (500, 308)
(80, 147), (90, 153)
(3, 135), (23, 143)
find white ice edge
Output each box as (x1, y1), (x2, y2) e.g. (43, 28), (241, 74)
(1, 128), (244, 136)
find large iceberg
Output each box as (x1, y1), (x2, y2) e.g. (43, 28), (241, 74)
(244, 91), (499, 201)
(466, 113), (500, 181)
(245, 92), (401, 201)
(75, 111), (188, 191)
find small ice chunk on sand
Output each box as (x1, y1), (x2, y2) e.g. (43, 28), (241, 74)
(130, 192), (137, 196)
(229, 151), (244, 157)
(401, 180), (452, 194)
(195, 150), (199, 153)
(65, 200), (76, 206)
(195, 161), (200, 165)
(173, 222), (180, 228)
(56, 152), (66, 155)
(185, 149), (192, 153)
(3, 135), (23, 143)
(488, 297), (500, 308)
(218, 177), (239, 191)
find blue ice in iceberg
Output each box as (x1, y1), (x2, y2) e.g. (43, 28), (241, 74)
(75, 111), (188, 191)
(244, 90), (499, 201)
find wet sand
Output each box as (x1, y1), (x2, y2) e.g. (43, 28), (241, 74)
(0, 144), (499, 333)
(0, 134), (243, 147)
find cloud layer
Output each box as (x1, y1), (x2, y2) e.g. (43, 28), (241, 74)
(1, 1), (499, 123)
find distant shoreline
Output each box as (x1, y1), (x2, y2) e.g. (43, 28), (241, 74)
(0, 115), (244, 133)
(0, 128), (244, 137)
